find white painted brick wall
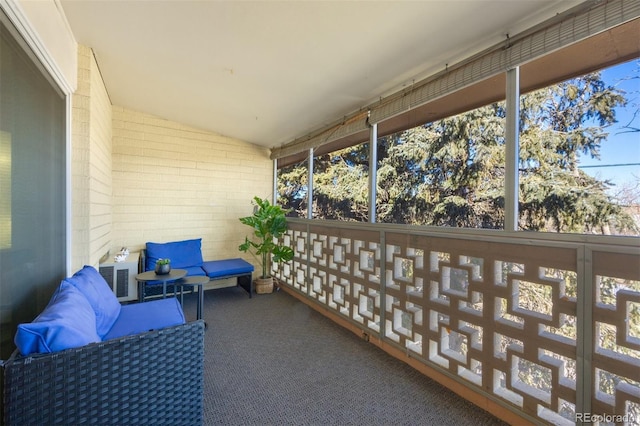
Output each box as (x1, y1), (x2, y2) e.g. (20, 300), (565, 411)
(70, 45), (91, 270)
(89, 48), (112, 265)
(73, 44), (270, 274)
(112, 107), (272, 266)
(71, 46), (113, 270)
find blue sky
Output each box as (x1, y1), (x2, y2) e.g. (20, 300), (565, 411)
(578, 59), (640, 200)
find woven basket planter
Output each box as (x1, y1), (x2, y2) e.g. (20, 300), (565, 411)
(255, 277), (274, 294)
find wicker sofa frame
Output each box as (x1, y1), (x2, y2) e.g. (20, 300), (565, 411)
(2, 319), (205, 425)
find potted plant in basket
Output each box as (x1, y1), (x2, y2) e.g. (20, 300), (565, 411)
(239, 196), (294, 294)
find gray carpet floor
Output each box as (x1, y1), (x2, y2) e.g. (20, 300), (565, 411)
(180, 286), (507, 426)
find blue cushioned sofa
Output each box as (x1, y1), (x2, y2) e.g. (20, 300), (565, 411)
(140, 238), (254, 298)
(2, 265), (205, 426)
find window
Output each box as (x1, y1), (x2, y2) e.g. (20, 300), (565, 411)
(0, 16), (67, 359)
(278, 159), (308, 218)
(377, 102), (506, 227)
(312, 142), (369, 222)
(518, 59), (640, 236)
(274, 11), (638, 237)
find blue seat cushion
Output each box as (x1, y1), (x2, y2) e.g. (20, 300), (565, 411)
(102, 297), (185, 340)
(145, 238), (204, 272)
(183, 266), (207, 276)
(202, 258), (254, 279)
(15, 282), (101, 355)
(63, 265), (121, 337)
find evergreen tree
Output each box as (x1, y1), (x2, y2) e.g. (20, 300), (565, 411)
(279, 71), (637, 234)
(278, 161), (307, 217)
(518, 72), (632, 233)
(312, 143), (370, 221)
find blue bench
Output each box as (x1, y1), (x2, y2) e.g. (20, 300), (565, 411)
(140, 239), (255, 298)
(202, 258), (254, 297)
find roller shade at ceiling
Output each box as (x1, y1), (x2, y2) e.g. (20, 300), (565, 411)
(272, 0), (640, 168)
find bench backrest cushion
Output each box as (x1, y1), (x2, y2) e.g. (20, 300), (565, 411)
(64, 265), (122, 337)
(15, 282), (101, 355)
(145, 238), (204, 271)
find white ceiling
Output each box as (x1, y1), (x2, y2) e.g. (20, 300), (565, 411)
(59, 0), (583, 150)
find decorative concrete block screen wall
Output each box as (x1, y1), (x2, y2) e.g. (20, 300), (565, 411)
(276, 220), (640, 425)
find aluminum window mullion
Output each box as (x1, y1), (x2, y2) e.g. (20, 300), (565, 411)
(505, 67), (520, 232)
(369, 122), (378, 224)
(307, 148), (313, 220)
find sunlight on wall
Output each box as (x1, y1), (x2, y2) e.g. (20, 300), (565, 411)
(0, 130), (11, 249)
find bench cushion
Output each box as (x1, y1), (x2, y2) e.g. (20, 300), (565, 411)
(183, 265), (207, 276)
(103, 297), (185, 340)
(202, 258), (254, 279)
(145, 238), (204, 271)
(15, 282), (101, 355)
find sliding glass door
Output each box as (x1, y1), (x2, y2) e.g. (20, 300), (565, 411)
(0, 15), (66, 360)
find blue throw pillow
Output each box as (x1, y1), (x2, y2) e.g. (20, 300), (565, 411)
(145, 238), (204, 271)
(15, 282), (101, 355)
(64, 265), (121, 337)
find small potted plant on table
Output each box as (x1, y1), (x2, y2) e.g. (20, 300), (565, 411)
(155, 258), (171, 275)
(239, 196), (293, 294)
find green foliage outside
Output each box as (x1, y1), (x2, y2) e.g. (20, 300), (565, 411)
(279, 71), (638, 235)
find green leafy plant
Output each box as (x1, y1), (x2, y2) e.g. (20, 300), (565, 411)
(156, 258), (170, 265)
(239, 196), (294, 279)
